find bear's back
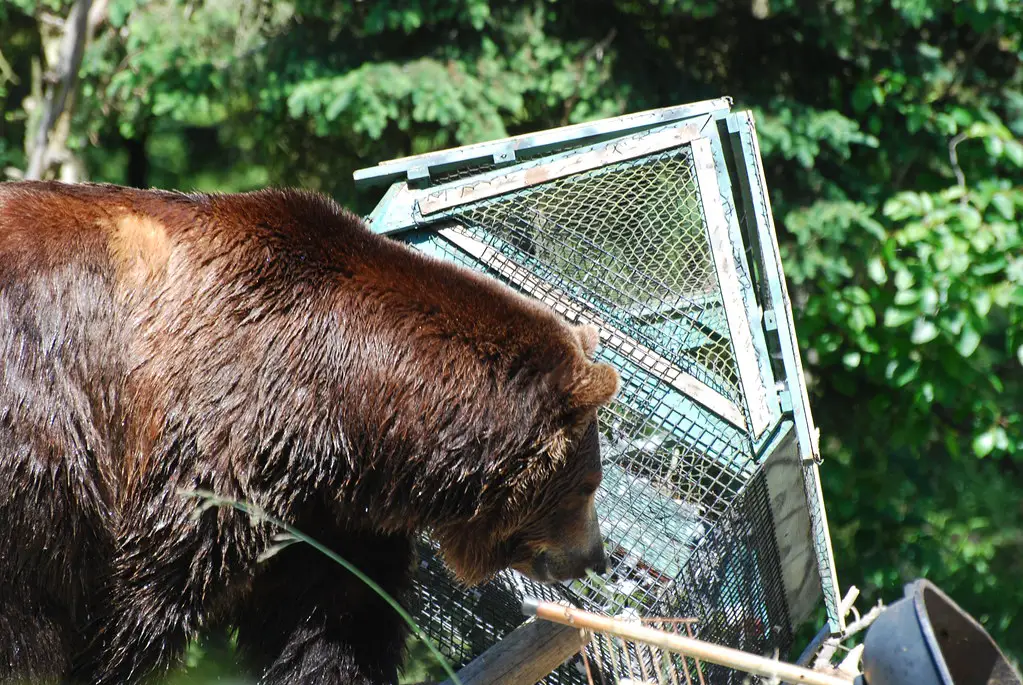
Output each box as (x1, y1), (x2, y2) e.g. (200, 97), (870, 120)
(1, 181), (130, 280)
(0, 181), (371, 282)
(0, 179), (589, 499)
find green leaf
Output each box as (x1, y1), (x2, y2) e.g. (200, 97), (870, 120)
(895, 268), (915, 291)
(911, 318), (939, 344)
(951, 106), (974, 126)
(845, 286), (872, 304)
(867, 256), (887, 284)
(468, 0), (490, 30)
(972, 291), (992, 317)
(894, 290), (920, 306)
(991, 374), (1005, 393)
(958, 325), (981, 357)
(886, 359), (920, 387)
(920, 287), (940, 314)
(884, 196), (914, 220)
(975, 257), (1009, 276)
(110, 0), (133, 27)
(851, 83), (873, 112)
(994, 427), (1010, 451)
(967, 121), (994, 138)
(884, 307), (917, 328)
(325, 92), (353, 121)
(959, 205), (983, 231)
(1004, 140), (1023, 167)
(991, 193), (1015, 220)
(860, 216), (887, 240)
(859, 337), (881, 354)
(973, 430), (997, 458)
(850, 305), (876, 332)
(942, 310), (967, 336)
(985, 135), (1004, 157)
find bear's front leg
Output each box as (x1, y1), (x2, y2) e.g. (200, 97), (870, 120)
(0, 599), (74, 684)
(235, 528), (416, 685)
(73, 490), (258, 685)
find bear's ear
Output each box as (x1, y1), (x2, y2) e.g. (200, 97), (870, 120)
(564, 361), (620, 411)
(574, 323), (601, 360)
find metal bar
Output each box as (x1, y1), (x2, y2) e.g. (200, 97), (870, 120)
(418, 123), (706, 216)
(674, 644), (688, 685)
(368, 117), (718, 235)
(592, 634), (609, 685)
(522, 600), (856, 685)
(690, 137), (772, 438)
(365, 121), (710, 235)
(364, 182), (403, 230)
(759, 422), (826, 628)
(353, 98), (733, 187)
(364, 180), (421, 235)
(725, 112), (819, 459)
(581, 644), (597, 685)
(437, 227), (749, 430)
(726, 110), (844, 631)
(705, 122), (781, 439)
(795, 621), (834, 667)
(805, 460), (844, 632)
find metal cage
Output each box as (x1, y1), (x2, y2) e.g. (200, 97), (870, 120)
(355, 98), (841, 684)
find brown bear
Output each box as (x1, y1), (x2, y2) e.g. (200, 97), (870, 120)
(0, 180), (619, 685)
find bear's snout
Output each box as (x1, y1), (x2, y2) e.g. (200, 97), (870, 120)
(584, 541), (608, 576)
(518, 496), (609, 584)
(527, 539), (608, 584)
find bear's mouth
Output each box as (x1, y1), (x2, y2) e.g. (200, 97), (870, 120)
(510, 549), (555, 584)
(519, 550), (581, 585)
(529, 551), (553, 583)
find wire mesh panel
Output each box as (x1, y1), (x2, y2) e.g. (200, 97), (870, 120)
(452, 147), (740, 403)
(356, 100), (841, 684)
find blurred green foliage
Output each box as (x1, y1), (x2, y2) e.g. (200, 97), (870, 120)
(1, 0), (1021, 677)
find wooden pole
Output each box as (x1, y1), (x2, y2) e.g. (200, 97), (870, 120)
(438, 618), (589, 685)
(523, 599), (856, 685)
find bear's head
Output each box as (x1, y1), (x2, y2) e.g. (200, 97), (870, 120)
(433, 322), (619, 587)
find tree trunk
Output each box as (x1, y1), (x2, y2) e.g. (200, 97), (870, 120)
(24, 0), (108, 181)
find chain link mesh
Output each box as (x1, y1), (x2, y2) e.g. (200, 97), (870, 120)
(801, 463), (841, 629)
(430, 161), (503, 185)
(443, 147), (741, 403)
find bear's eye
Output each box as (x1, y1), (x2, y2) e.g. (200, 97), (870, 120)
(578, 481), (599, 497)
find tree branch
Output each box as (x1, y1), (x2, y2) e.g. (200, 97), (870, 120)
(948, 131), (968, 201)
(0, 47), (18, 85)
(25, 0), (94, 180)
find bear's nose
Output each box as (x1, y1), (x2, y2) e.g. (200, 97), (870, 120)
(586, 544), (608, 576)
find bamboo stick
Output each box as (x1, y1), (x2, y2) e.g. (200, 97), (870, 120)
(522, 599), (855, 685)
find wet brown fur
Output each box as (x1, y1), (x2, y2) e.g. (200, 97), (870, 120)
(0, 181), (618, 684)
